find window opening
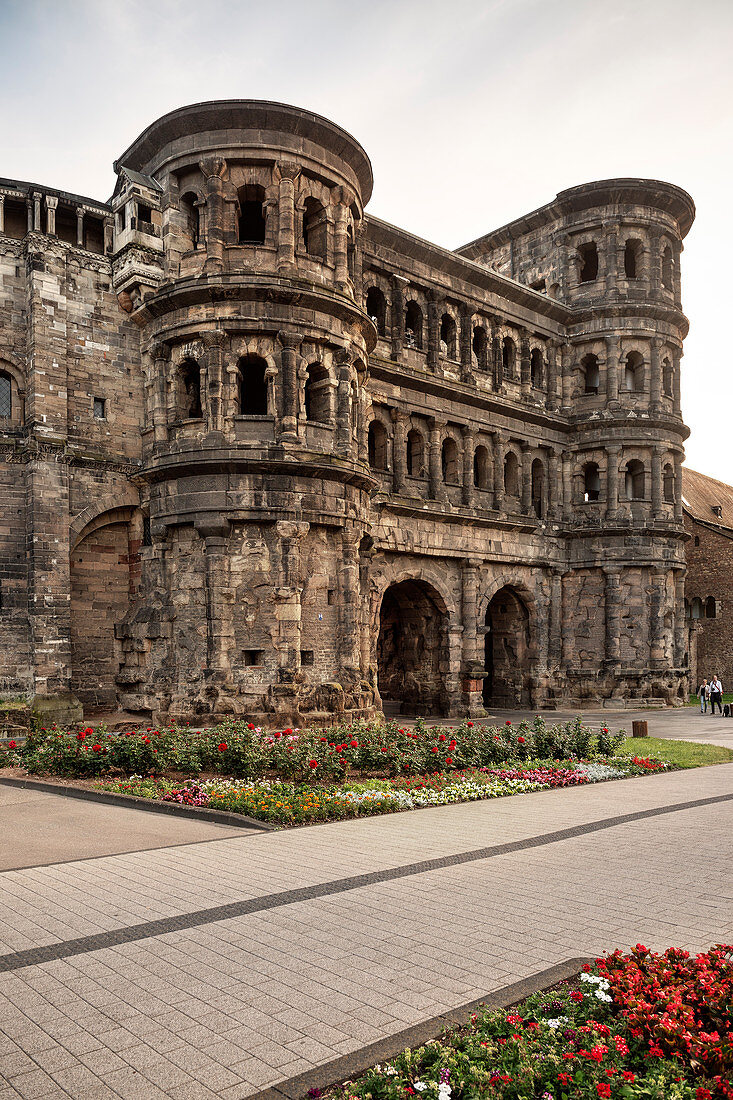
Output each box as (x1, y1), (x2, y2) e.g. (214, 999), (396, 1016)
(0, 373), (11, 418)
(302, 197), (327, 260)
(237, 185), (266, 244)
(441, 437), (459, 484)
(530, 348), (543, 388)
(625, 459), (645, 500)
(93, 397), (106, 419)
(624, 239), (641, 279)
(578, 242), (598, 282)
(179, 359), (202, 419)
(407, 429), (424, 477)
(405, 301), (423, 349)
(504, 451), (519, 497)
(582, 353), (600, 395)
(705, 597), (716, 619)
(243, 650), (263, 666)
(473, 445), (489, 489)
(583, 462), (601, 502)
(366, 287), (387, 336)
(368, 420), (389, 470)
(531, 459), (544, 517)
(238, 355), (268, 415)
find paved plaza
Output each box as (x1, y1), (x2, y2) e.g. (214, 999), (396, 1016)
(1, 710), (732, 1099)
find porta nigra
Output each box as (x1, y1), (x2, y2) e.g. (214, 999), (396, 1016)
(0, 100), (694, 725)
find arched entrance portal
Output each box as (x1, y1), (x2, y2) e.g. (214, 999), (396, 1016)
(483, 586), (531, 707)
(377, 579), (450, 715)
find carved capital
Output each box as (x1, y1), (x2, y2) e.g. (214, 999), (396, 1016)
(274, 162), (302, 183)
(277, 331), (304, 351)
(198, 156), (227, 181)
(201, 330), (227, 350)
(148, 341), (170, 362)
(276, 520), (310, 541)
(45, 195), (58, 210)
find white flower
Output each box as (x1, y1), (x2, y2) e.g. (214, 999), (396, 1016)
(438, 1087), (452, 1100)
(413, 1083), (427, 1092)
(545, 1016), (568, 1029)
(595, 990), (613, 1002)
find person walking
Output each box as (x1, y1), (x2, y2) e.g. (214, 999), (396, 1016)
(698, 678), (709, 713)
(709, 675), (723, 715)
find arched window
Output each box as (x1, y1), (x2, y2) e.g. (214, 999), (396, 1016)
(473, 444), (489, 489)
(368, 420), (389, 470)
(0, 372), (12, 419)
(578, 242), (598, 282)
(624, 350), (643, 392)
(440, 314), (457, 360)
(238, 354), (268, 415)
(405, 301), (423, 349)
(302, 197), (327, 259)
(625, 459), (645, 501)
(624, 239), (642, 279)
(691, 597), (703, 620)
(237, 185), (266, 244)
(663, 464), (675, 503)
(530, 348), (543, 388)
(502, 336), (516, 377)
(705, 597), (717, 619)
(582, 353), (600, 395)
(304, 363), (330, 423)
(406, 429), (424, 477)
(472, 326), (488, 369)
(583, 462), (601, 502)
(662, 357), (673, 396)
(441, 437), (459, 484)
(366, 287), (387, 336)
(531, 459), (544, 517)
(177, 359), (202, 419)
(662, 245), (673, 290)
(504, 451), (519, 497)
(180, 192), (200, 250)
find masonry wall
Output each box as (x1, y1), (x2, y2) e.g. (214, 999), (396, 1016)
(684, 515), (733, 689)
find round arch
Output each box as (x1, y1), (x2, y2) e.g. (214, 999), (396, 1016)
(376, 576), (452, 715)
(482, 582), (534, 707)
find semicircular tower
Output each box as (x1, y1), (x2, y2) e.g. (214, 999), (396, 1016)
(111, 100), (378, 725)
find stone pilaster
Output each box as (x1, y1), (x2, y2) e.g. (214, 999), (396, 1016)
(605, 335), (620, 404)
(606, 444), (620, 521)
(427, 291), (440, 372)
(196, 519), (233, 674)
(673, 568), (687, 666)
(649, 566), (667, 668)
(276, 163), (300, 273)
(546, 341), (559, 411)
(428, 418), (445, 501)
(549, 568), (564, 668)
(674, 454), (683, 521)
(33, 192), (42, 232)
(199, 156), (227, 274)
(460, 304), (473, 383)
(547, 449), (560, 523)
(520, 330), (531, 397)
(392, 409), (408, 494)
(520, 442), (532, 514)
(390, 275), (407, 360)
(650, 337), (663, 412)
(202, 330), (227, 436)
(0, 195), (4, 234)
(335, 350), (355, 457)
(562, 449), (573, 520)
(332, 191), (350, 291)
(150, 342), (170, 447)
(461, 559), (484, 715)
(492, 431), (505, 512)
(651, 445), (663, 518)
(277, 331), (303, 441)
(339, 528), (361, 676)
(603, 567), (622, 666)
(491, 321), (503, 391)
(673, 350), (682, 416)
(76, 206), (84, 247)
(461, 425), (474, 509)
(45, 195), (57, 236)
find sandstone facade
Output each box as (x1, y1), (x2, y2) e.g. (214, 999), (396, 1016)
(0, 101), (694, 724)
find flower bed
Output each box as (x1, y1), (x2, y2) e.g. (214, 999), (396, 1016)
(4, 715), (630, 782)
(93, 759), (660, 826)
(326, 944), (733, 1099)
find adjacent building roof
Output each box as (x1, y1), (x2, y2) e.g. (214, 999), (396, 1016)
(682, 467), (733, 532)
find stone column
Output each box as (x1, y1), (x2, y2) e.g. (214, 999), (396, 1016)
(26, 197), (34, 233)
(33, 192), (42, 232)
(335, 350), (354, 457)
(673, 239), (683, 307)
(277, 331), (303, 441)
(202, 330), (226, 436)
(651, 444), (663, 518)
(491, 322), (503, 390)
(605, 335), (620, 404)
(562, 449), (573, 520)
(549, 568), (564, 668)
(648, 231), (662, 295)
(276, 163), (300, 273)
(150, 342), (170, 447)
(560, 342), (573, 408)
(674, 454), (683, 521)
(606, 444), (620, 521)
(673, 350), (682, 417)
(103, 218), (114, 254)
(272, 521), (310, 722)
(390, 275), (407, 360)
(548, 449), (560, 523)
(76, 206), (85, 247)
(492, 431), (505, 511)
(45, 195), (57, 236)
(0, 195), (4, 235)
(650, 337), (663, 412)
(546, 341), (559, 411)
(521, 442), (532, 514)
(196, 519), (233, 674)
(460, 304), (473, 383)
(428, 418), (445, 501)
(520, 330), (532, 397)
(603, 566), (622, 665)
(392, 410), (408, 494)
(332, 193), (350, 290)
(199, 156), (227, 274)
(461, 559), (484, 715)
(461, 425), (474, 509)
(339, 528), (362, 676)
(649, 566), (667, 668)
(605, 224), (618, 295)
(673, 568), (686, 666)
(427, 291), (440, 372)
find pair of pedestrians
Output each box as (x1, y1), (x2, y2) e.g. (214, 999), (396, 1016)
(698, 676), (724, 714)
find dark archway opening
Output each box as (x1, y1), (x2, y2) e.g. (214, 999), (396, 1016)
(377, 579), (449, 714)
(482, 586), (531, 707)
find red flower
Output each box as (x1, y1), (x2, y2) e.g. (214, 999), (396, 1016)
(217, 742), (228, 752)
(309, 759), (318, 769)
(283, 728), (293, 735)
(92, 744), (102, 753)
(380, 746), (388, 753)
(570, 991), (584, 1003)
(445, 757), (453, 765)
(596, 1086), (611, 1099)
(517, 736), (525, 744)
(8, 741), (16, 750)
(77, 731), (86, 741)
(622, 1072), (635, 1082)
(273, 731), (281, 739)
(247, 723), (255, 730)
(467, 721), (473, 727)
(696, 1089), (713, 1100)
(350, 740), (358, 747)
(505, 720), (512, 726)
(439, 733), (446, 741)
(431, 747), (439, 753)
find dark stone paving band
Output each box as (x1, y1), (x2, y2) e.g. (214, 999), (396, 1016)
(246, 957), (595, 1100)
(1, 791), (731, 973)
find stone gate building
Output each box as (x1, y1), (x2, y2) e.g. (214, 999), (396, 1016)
(0, 100), (694, 725)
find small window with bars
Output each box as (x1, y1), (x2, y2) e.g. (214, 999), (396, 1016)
(0, 374), (11, 418)
(93, 397), (106, 419)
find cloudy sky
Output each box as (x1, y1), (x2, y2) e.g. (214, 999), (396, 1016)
(2, 0), (732, 481)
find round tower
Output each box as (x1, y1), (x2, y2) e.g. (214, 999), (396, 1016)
(553, 179), (694, 702)
(110, 101), (378, 725)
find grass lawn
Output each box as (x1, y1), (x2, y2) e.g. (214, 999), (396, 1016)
(616, 735), (733, 767)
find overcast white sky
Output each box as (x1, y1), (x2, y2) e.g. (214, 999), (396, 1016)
(1, 0), (731, 481)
